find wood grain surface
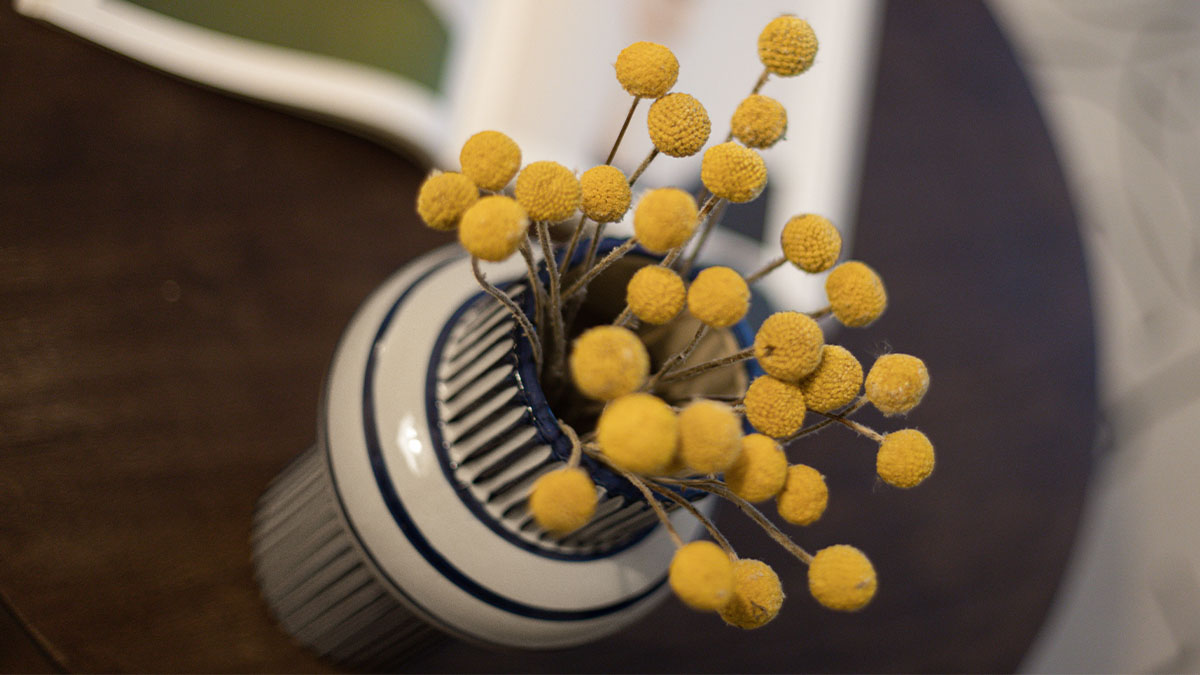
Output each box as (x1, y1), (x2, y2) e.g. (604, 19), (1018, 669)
(1, 2), (1096, 672)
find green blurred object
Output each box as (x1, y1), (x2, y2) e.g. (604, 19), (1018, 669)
(127, 0), (449, 92)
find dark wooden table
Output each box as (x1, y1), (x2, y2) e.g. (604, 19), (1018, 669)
(1, 2), (1096, 672)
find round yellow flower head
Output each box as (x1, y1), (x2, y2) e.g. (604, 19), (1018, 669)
(678, 400), (742, 474)
(719, 559), (784, 629)
(528, 467), (597, 534)
(744, 375), (806, 438)
(615, 41), (679, 99)
(808, 545), (877, 612)
(416, 171), (479, 231)
(687, 266), (749, 328)
(515, 161), (581, 223)
(669, 540), (734, 611)
(458, 195), (529, 262)
(700, 142), (767, 203)
(626, 265), (685, 325)
(825, 260), (887, 327)
(580, 165), (631, 223)
(864, 353), (929, 416)
(633, 188), (698, 253)
(781, 213), (841, 273)
(776, 463), (827, 526)
(758, 15), (819, 77)
(724, 433), (787, 503)
(731, 94), (788, 149)
(459, 130), (521, 191)
(569, 325), (649, 401)
(798, 345), (863, 413)
(754, 311), (825, 382)
(596, 393), (677, 474)
(877, 429), (935, 488)
(647, 93), (711, 158)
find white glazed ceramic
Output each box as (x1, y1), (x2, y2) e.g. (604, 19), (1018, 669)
(253, 245), (761, 666)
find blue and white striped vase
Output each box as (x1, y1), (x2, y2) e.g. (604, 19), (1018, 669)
(251, 244), (751, 667)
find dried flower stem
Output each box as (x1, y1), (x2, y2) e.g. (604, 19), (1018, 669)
(559, 419), (583, 468)
(536, 221), (569, 378)
(678, 195), (725, 277)
(519, 239), (547, 343)
(750, 67), (771, 96)
(592, 450), (683, 548)
(628, 148), (659, 186)
(607, 97), (641, 165)
(560, 213), (590, 278)
(646, 481), (736, 558)
(783, 396), (869, 442)
(815, 410), (885, 442)
(645, 324), (708, 390)
(471, 257), (542, 369)
(744, 256), (786, 284)
(660, 477), (813, 564)
(563, 237), (639, 298)
(808, 305), (832, 320)
(657, 345), (755, 385)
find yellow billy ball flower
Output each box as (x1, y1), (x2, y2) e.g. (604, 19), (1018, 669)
(724, 434), (787, 503)
(647, 93), (711, 158)
(798, 345), (863, 413)
(781, 213), (841, 273)
(758, 15), (819, 77)
(700, 142), (767, 203)
(825, 260), (887, 327)
(580, 165), (631, 223)
(633, 188), (698, 253)
(731, 94), (788, 149)
(515, 161), (581, 223)
(864, 353), (929, 416)
(719, 559), (784, 629)
(596, 393), (678, 474)
(615, 41), (679, 99)
(754, 311), (825, 382)
(460, 130), (521, 191)
(569, 325), (649, 401)
(669, 540), (734, 611)
(528, 467), (597, 534)
(626, 265), (685, 325)
(808, 545), (877, 612)
(744, 375), (806, 438)
(776, 463), (827, 526)
(687, 266), (749, 328)
(416, 171), (479, 231)
(458, 195), (529, 262)
(876, 429), (935, 488)
(678, 399), (743, 474)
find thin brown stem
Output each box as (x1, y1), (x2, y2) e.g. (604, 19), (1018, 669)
(628, 147), (659, 186)
(657, 345), (756, 385)
(679, 195), (724, 277)
(591, 451), (683, 548)
(744, 256), (786, 284)
(607, 97), (641, 165)
(559, 420), (582, 468)
(536, 221), (567, 377)
(815, 410), (885, 442)
(613, 306), (634, 327)
(519, 239), (546, 343)
(471, 257), (542, 369)
(563, 237), (638, 298)
(645, 324), (708, 391)
(783, 396), (869, 443)
(751, 67), (771, 95)
(808, 305), (832, 320)
(659, 478), (813, 564)
(646, 482), (736, 558)
(559, 213), (590, 278)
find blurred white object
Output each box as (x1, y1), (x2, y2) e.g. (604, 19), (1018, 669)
(991, 1), (1200, 672)
(16, 0), (882, 313)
